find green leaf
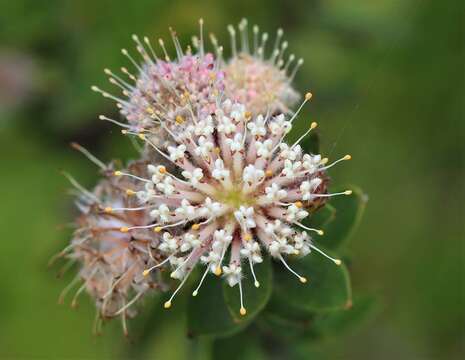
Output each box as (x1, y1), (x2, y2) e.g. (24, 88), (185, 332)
(223, 255), (272, 322)
(272, 250), (352, 312)
(311, 295), (378, 338)
(314, 185), (367, 250)
(187, 276), (247, 338)
(212, 329), (267, 360)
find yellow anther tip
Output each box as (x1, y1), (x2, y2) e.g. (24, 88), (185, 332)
(335, 259), (342, 266)
(254, 281), (260, 288)
(344, 190), (353, 195)
(344, 155), (352, 160)
(295, 201), (303, 208)
(104, 207), (113, 213)
(244, 111), (252, 120)
(158, 166), (167, 174)
(192, 224), (200, 230)
(310, 121), (318, 129)
(154, 227), (162, 233)
(138, 133), (145, 140)
(126, 189), (135, 196)
(305, 92), (313, 101)
(175, 115), (184, 124)
(244, 233), (252, 241)
(317, 230), (324, 236)
(120, 227), (129, 233)
(299, 277), (308, 284)
(163, 301), (172, 309)
(265, 170), (273, 177)
(192, 290), (198, 297)
(214, 267), (222, 276)
(240, 307), (247, 316)
(121, 129), (128, 135)
(142, 270), (150, 277)
(114, 171), (122, 176)
(320, 158), (329, 165)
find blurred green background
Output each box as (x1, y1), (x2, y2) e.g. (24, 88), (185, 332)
(0, 0), (463, 359)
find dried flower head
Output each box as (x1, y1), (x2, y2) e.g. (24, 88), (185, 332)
(219, 19), (301, 115)
(55, 152), (166, 335)
(113, 94), (351, 316)
(92, 20), (225, 147)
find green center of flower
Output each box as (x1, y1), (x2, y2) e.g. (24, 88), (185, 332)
(215, 187), (254, 210)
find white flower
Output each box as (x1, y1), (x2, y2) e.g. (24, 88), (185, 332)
(234, 206), (256, 228)
(175, 199), (196, 220)
(150, 204), (171, 222)
(217, 115), (236, 134)
(302, 154), (322, 173)
(265, 183), (287, 202)
(222, 263), (242, 287)
(256, 139), (273, 158)
(159, 232), (178, 253)
(242, 165), (265, 185)
(194, 136), (214, 157)
(247, 115), (266, 137)
(212, 159), (230, 180)
(182, 168), (204, 186)
(279, 144), (302, 161)
(240, 241), (263, 263)
(269, 114), (291, 135)
(285, 204), (309, 222)
(225, 133), (243, 152)
(300, 178), (322, 200)
(156, 176), (175, 195)
(167, 144), (187, 161)
(282, 160), (302, 178)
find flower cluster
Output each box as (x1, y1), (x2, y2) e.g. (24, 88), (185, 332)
(58, 19), (352, 327)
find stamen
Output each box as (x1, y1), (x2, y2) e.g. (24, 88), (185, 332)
(291, 121), (318, 148)
(61, 171), (100, 204)
(99, 114), (131, 129)
(164, 269), (193, 309)
(288, 91), (313, 124)
(249, 258), (260, 288)
(293, 222), (324, 235)
(279, 255), (307, 283)
(192, 266), (210, 296)
(321, 155), (352, 170)
(227, 25), (237, 57)
(310, 245), (342, 266)
(143, 256), (173, 277)
(113, 290), (145, 316)
(239, 281), (247, 316)
(158, 38), (170, 61)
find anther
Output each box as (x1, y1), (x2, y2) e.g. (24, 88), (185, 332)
(299, 276), (308, 284)
(120, 227), (129, 233)
(153, 227), (162, 233)
(295, 201), (303, 208)
(164, 301), (172, 309)
(244, 233), (252, 241)
(254, 281), (260, 288)
(344, 190), (353, 195)
(240, 307), (247, 316)
(175, 115), (184, 124)
(305, 92), (313, 101)
(104, 207), (113, 213)
(310, 121), (318, 130)
(138, 133), (145, 140)
(126, 189), (136, 196)
(344, 154), (352, 160)
(317, 230), (324, 236)
(265, 170), (273, 177)
(214, 266), (222, 276)
(158, 166), (167, 174)
(114, 171), (122, 176)
(191, 223), (200, 230)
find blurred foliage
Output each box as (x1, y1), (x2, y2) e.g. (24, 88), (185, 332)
(0, 0), (463, 359)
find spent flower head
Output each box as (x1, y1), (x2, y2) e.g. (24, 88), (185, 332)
(55, 154), (166, 335)
(219, 19), (301, 115)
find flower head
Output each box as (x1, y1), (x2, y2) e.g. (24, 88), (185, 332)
(115, 95), (351, 316)
(55, 158), (166, 334)
(92, 20), (225, 148)
(220, 19), (301, 115)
